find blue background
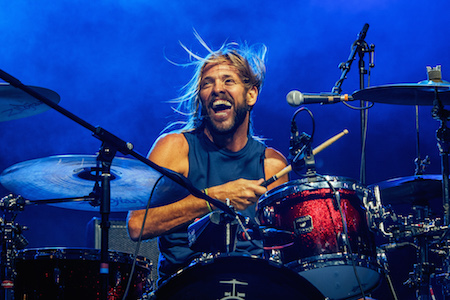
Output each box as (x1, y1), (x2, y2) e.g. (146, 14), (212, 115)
(1, 0), (450, 298)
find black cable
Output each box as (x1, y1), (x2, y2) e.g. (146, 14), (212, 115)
(319, 174), (367, 299)
(121, 175), (164, 300)
(291, 106), (315, 140)
(342, 100), (374, 110)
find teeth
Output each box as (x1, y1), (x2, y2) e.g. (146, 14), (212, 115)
(212, 100), (232, 109)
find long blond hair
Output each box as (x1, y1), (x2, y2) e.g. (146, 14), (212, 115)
(166, 35), (267, 135)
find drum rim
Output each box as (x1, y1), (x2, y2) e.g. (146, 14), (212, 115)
(286, 252), (382, 273)
(258, 175), (366, 208)
(154, 254), (325, 299)
(16, 247), (151, 268)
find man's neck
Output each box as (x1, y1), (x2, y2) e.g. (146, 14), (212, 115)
(204, 124), (249, 152)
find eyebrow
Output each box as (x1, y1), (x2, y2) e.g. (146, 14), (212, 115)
(201, 74), (240, 84)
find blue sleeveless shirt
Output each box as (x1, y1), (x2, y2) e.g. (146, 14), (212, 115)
(156, 130), (266, 284)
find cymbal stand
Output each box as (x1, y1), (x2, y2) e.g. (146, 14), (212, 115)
(405, 205), (435, 300)
(94, 144), (116, 300)
(0, 194), (28, 300)
(431, 88), (450, 299)
(432, 89), (450, 226)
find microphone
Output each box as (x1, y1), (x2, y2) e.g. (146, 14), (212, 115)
(286, 90), (353, 106)
(357, 23), (369, 42)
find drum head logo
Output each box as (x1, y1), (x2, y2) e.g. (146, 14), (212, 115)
(219, 279), (248, 300)
(294, 215), (313, 235)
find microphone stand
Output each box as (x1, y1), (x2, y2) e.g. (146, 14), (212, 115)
(0, 68), (236, 300)
(332, 23), (374, 185)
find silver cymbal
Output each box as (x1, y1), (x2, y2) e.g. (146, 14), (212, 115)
(352, 82), (450, 105)
(0, 83), (61, 122)
(0, 155), (187, 212)
(374, 175), (442, 206)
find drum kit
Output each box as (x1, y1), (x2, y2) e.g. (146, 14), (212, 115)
(1, 62), (450, 300)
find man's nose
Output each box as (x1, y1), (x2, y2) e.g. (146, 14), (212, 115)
(212, 80), (225, 94)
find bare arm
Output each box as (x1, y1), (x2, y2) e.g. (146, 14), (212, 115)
(127, 133), (269, 241)
(264, 147), (289, 189)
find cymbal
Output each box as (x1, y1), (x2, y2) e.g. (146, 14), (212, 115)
(352, 81), (450, 105)
(0, 83), (60, 122)
(373, 175), (442, 206)
(0, 155), (188, 212)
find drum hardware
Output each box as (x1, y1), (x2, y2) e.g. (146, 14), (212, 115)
(415, 156), (431, 176)
(187, 210), (240, 254)
(261, 128), (349, 188)
(287, 106), (317, 178)
(0, 194), (29, 300)
(431, 239), (450, 297)
(353, 65), (450, 225)
(376, 248), (400, 300)
(353, 65), (450, 299)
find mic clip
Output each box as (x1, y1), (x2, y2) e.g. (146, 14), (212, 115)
(289, 133), (316, 176)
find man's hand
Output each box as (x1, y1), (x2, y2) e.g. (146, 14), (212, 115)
(207, 178), (267, 211)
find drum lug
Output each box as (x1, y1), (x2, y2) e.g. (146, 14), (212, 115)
(364, 185), (394, 238)
(267, 249), (283, 264)
(261, 206), (276, 225)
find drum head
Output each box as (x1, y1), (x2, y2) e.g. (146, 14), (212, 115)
(153, 255), (324, 300)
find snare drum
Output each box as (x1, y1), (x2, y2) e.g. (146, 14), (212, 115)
(15, 248), (151, 300)
(257, 176), (381, 300)
(152, 255), (324, 300)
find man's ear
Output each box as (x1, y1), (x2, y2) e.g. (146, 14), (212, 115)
(246, 86), (258, 106)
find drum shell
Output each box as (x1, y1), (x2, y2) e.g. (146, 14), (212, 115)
(257, 177), (381, 299)
(14, 247), (151, 300)
(152, 255), (324, 300)
(257, 176), (377, 262)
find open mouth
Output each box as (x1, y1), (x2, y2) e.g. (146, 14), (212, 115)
(212, 100), (232, 113)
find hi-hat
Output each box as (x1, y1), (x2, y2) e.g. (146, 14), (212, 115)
(0, 83), (60, 122)
(0, 155), (188, 212)
(352, 81), (450, 106)
(374, 175), (442, 206)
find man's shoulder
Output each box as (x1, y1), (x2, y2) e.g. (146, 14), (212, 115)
(264, 146), (286, 161)
(155, 132), (189, 148)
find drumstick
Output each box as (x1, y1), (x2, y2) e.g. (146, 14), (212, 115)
(261, 129), (349, 187)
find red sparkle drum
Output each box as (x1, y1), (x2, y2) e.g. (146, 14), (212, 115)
(257, 176), (381, 300)
(152, 255), (324, 300)
(14, 248), (151, 300)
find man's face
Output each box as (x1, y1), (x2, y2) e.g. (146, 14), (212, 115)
(199, 63), (254, 135)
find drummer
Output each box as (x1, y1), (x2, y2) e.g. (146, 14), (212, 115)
(127, 39), (288, 286)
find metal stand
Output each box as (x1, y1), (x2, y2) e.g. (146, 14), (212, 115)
(431, 88), (450, 299)
(432, 90), (450, 226)
(95, 144), (116, 300)
(332, 23), (374, 185)
(409, 206), (434, 300)
(0, 195), (28, 300)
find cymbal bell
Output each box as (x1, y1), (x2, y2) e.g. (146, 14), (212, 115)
(0, 155), (188, 212)
(352, 82), (450, 106)
(373, 175), (442, 206)
(0, 83), (61, 122)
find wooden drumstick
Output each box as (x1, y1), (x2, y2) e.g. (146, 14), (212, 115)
(261, 129), (349, 187)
